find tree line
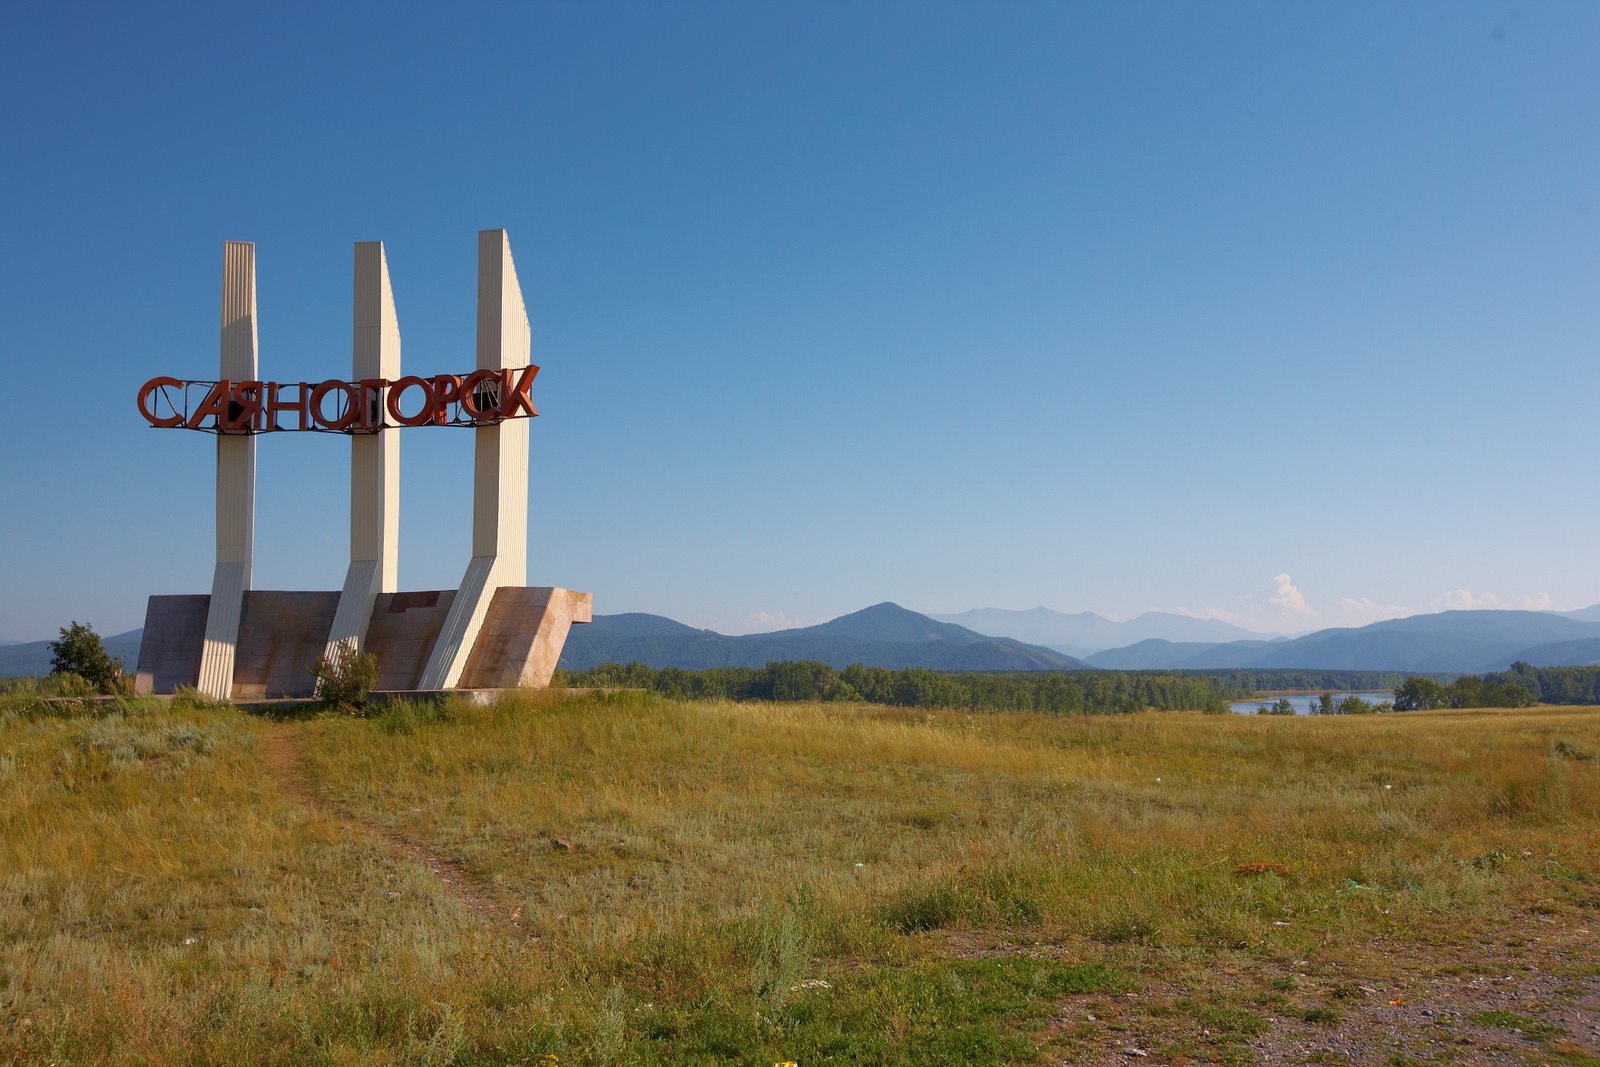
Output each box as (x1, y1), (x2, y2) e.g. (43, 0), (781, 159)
(1394, 662), (1600, 710)
(1184, 669), (1433, 691)
(1393, 671), (1536, 710)
(1487, 661), (1600, 705)
(559, 661), (1245, 714)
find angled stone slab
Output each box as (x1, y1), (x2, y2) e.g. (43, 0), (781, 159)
(325, 241), (402, 663)
(460, 587), (593, 689)
(197, 241), (258, 700)
(417, 229), (532, 690)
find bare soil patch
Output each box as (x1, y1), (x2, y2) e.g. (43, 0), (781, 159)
(1015, 919), (1600, 1065)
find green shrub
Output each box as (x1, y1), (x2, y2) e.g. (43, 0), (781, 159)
(51, 671), (96, 698)
(170, 685), (231, 711)
(47, 621), (127, 695)
(310, 642), (380, 714)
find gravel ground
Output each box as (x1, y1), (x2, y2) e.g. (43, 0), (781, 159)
(951, 914), (1600, 1065)
(1090, 922), (1595, 1065)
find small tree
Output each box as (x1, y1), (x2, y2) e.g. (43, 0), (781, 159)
(1336, 694), (1377, 715)
(310, 641), (379, 713)
(1394, 676), (1445, 711)
(48, 621), (124, 694)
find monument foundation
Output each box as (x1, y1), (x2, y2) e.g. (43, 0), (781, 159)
(134, 230), (588, 698)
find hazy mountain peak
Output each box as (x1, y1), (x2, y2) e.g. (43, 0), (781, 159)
(1558, 603), (1600, 623)
(928, 606), (1268, 653)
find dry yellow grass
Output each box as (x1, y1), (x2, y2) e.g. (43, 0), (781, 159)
(1, 692), (1596, 1064)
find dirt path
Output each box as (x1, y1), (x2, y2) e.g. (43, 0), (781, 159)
(260, 723), (525, 933)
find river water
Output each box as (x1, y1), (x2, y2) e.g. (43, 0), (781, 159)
(1228, 691), (1395, 716)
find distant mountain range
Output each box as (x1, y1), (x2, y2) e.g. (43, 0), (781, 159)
(928, 607), (1272, 658)
(566, 603), (1600, 674)
(558, 603), (1089, 671)
(4, 603), (1600, 680)
(1085, 639), (1278, 670)
(1066, 610), (1600, 673)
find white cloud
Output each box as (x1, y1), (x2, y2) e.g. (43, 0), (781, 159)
(1268, 573), (1313, 615)
(1170, 605), (1236, 622)
(1159, 574), (1315, 633)
(714, 610), (822, 635)
(1195, 585), (1562, 631)
(1169, 576), (1426, 632)
(1335, 596), (1414, 626)
(749, 610), (804, 630)
(1431, 589), (1559, 613)
(1433, 589), (1499, 611)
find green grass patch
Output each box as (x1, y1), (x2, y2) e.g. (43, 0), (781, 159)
(631, 956), (1127, 1065)
(1468, 1009), (1565, 1041)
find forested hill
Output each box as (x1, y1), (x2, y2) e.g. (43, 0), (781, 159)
(558, 603), (1089, 672)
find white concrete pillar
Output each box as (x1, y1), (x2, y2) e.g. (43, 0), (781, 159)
(196, 241), (258, 700)
(324, 241), (402, 661)
(418, 229), (532, 689)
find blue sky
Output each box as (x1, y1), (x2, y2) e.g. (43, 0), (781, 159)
(1, 2), (1596, 640)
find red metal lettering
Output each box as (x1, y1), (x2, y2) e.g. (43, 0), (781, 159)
(460, 369), (502, 422)
(356, 378), (388, 430)
(385, 376), (436, 427)
(309, 379), (359, 431)
(262, 382), (308, 431)
(500, 364), (539, 418)
(139, 365), (541, 432)
(226, 380), (264, 432)
(429, 374), (463, 425)
(186, 380), (232, 429)
(136, 377), (184, 427)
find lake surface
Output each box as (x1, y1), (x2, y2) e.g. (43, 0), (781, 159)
(1229, 690), (1395, 716)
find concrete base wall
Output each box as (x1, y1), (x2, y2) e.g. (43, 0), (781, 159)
(134, 595), (210, 696)
(232, 591), (342, 698)
(366, 590), (459, 691)
(133, 587), (589, 699)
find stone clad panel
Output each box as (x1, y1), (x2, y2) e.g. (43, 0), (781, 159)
(134, 595), (211, 695)
(232, 591), (341, 699)
(459, 587), (592, 689)
(365, 589), (458, 691)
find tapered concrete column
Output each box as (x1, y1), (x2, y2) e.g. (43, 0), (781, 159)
(196, 242), (258, 700)
(418, 229), (532, 689)
(324, 241), (402, 661)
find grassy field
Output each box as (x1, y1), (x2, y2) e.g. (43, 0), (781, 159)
(1, 691), (1597, 1065)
